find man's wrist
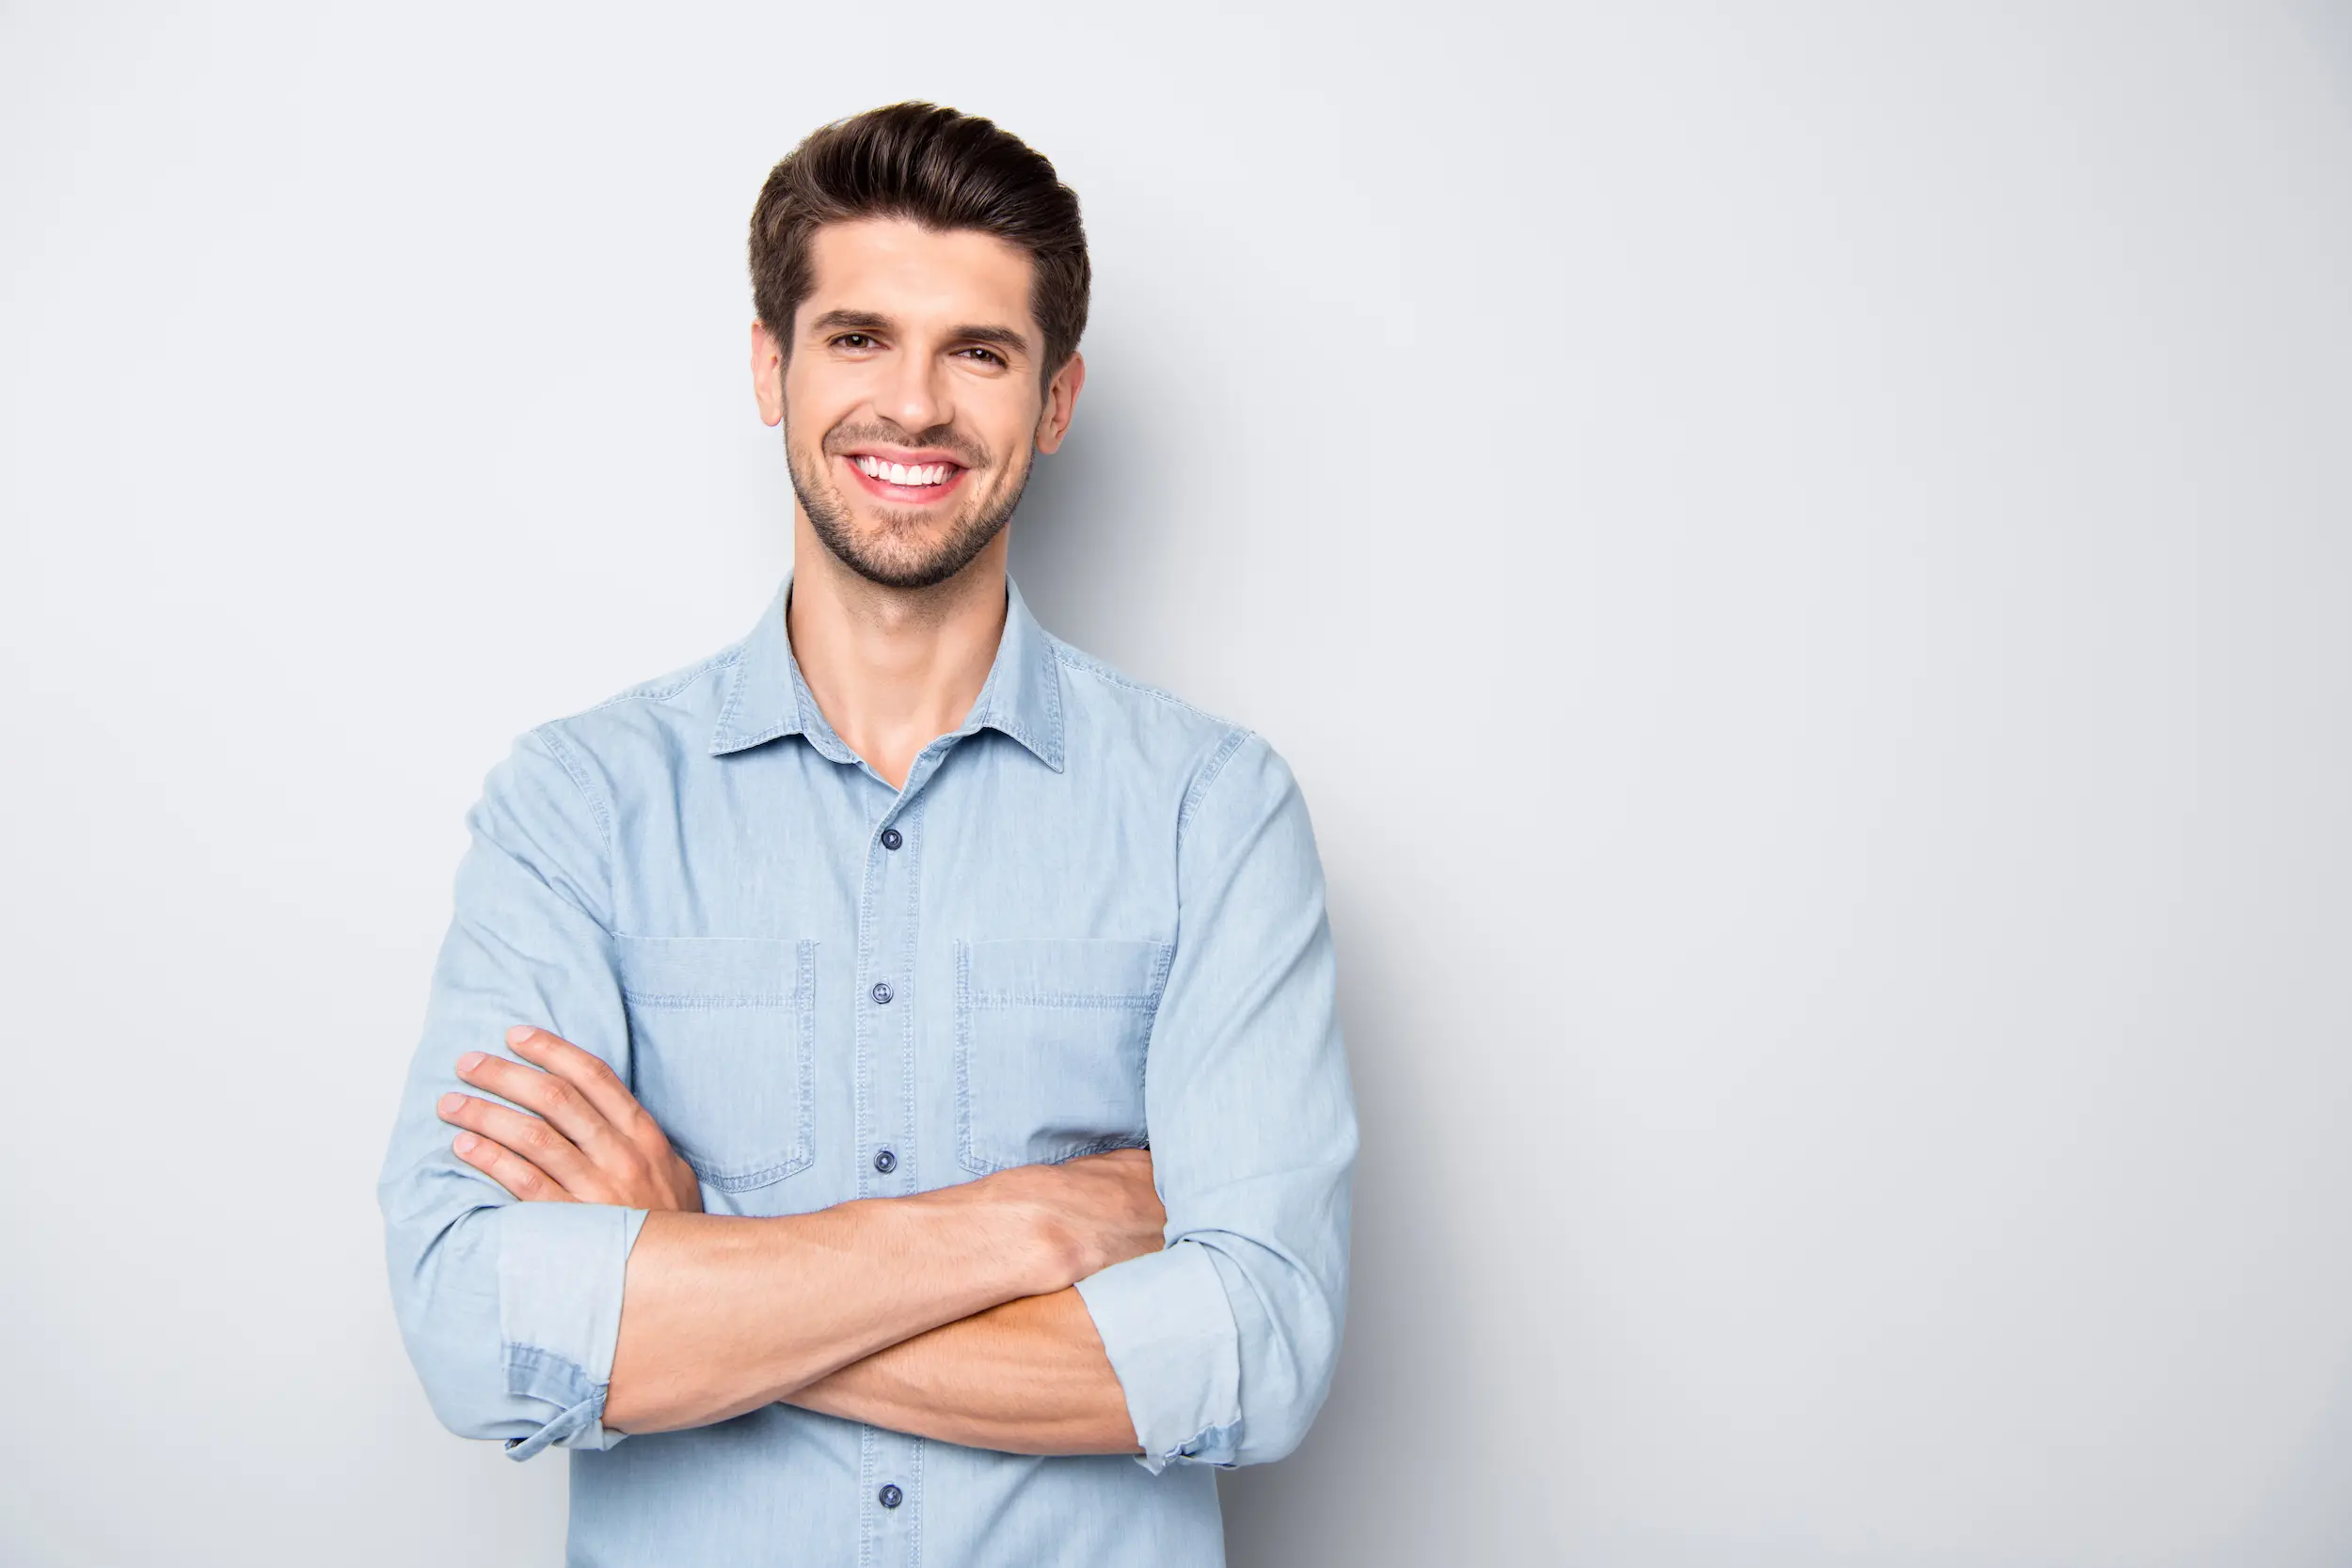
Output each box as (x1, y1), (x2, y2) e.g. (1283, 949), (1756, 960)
(919, 1169), (1075, 1299)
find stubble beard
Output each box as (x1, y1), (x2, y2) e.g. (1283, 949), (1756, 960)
(787, 417), (1035, 592)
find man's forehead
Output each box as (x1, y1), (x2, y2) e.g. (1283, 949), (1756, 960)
(802, 217), (1036, 329)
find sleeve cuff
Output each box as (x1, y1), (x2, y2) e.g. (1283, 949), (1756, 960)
(494, 1202), (649, 1460)
(1074, 1239), (1244, 1474)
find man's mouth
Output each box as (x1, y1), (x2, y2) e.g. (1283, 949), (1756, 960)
(840, 451), (971, 503)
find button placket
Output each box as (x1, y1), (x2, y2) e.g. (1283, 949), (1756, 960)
(855, 794), (929, 1557)
(859, 1423), (923, 1568)
(858, 802), (918, 1204)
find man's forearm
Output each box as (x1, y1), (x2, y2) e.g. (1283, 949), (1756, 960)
(781, 1286), (1140, 1455)
(603, 1184), (1058, 1433)
(428, 1026), (1167, 1442)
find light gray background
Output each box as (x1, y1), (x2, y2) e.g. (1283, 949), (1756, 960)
(4, 4), (2349, 1563)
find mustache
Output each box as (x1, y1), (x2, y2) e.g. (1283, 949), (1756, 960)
(821, 420), (991, 470)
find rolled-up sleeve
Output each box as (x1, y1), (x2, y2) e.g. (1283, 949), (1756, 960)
(375, 723), (648, 1461)
(1073, 732), (1359, 1473)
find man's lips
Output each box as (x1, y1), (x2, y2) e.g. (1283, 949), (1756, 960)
(836, 451), (971, 505)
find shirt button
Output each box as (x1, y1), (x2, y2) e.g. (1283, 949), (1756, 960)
(878, 1483), (903, 1510)
(873, 1148), (897, 1174)
(870, 981), (894, 1006)
(880, 827), (903, 850)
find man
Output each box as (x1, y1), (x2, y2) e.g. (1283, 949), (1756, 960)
(376, 102), (1357, 1567)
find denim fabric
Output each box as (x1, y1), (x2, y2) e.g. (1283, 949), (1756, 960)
(375, 572), (1357, 1567)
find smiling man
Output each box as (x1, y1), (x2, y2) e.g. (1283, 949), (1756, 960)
(375, 103), (1358, 1567)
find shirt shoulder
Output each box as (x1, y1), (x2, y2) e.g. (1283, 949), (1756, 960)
(522, 638), (749, 787)
(1045, 631), (1248, 731)
(1042, 634), (1270, 815)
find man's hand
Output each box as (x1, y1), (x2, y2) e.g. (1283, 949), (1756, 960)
(438, 1025), (1168, 1435)
(982, 1148), (1168, 1287)
(434, 1024), (1168, 1273)
(437, 1025), (703, 1212)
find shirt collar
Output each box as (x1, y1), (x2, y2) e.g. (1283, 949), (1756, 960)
(707, 567), (1065, 772)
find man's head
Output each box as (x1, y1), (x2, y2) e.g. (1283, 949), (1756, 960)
(748, 103), (1089, 591)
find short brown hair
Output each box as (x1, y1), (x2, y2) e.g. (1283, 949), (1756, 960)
(748, 102), (1090, 382)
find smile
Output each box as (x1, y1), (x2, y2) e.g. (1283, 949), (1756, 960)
(856, 455), (954, 485)
(840, 451), (971, 503)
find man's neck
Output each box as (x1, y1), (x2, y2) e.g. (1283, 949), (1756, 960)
(784, 516), (1009, 792)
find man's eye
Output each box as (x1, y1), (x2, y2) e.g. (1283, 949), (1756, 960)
(959, 347), (1004, 366)
(834, 333), (875, 349)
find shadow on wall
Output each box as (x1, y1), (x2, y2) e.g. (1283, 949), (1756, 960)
(1006, 374), (1167, 657)
(1212, 872), (1481, 1568)
(2230, 1359), (2352, 1561)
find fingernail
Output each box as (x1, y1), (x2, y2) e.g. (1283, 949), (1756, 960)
(453, 1132), (478, 1155)
(437, 1091), (464, 1115)
(506, 1025), (536, 1048)
(456, 1052), (485, 1073)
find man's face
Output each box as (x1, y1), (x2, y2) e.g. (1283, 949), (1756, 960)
(752, 217), (1083, 590)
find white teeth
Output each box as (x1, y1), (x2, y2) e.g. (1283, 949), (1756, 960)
(854, 456), (955, 486)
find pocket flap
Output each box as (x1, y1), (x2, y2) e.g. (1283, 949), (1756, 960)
(961, 937), (1173, 1010)
(612, 935), (802, 1006)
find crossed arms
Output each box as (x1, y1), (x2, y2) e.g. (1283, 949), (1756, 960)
(376, 722), (1356, 1468)
(432, 1024), (1164, 1451)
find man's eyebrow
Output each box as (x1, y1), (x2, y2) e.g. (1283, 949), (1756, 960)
(806, 309), (1031, 358)
(807, 309), (894, 336)
(950, 324), (1031, 356)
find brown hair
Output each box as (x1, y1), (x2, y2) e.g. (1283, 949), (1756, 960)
(748, 102), (1090, 382)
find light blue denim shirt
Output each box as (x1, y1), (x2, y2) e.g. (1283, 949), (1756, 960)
(376, 571), (1357, 1567)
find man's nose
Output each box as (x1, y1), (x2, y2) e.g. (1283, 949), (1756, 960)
(880, 352), (949, 436)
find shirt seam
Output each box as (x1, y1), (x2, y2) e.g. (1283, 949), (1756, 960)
(530, 723), (618, 925)
(1047, 639), (1246, 732)
(1175, 727), (1254, 850)
(581, 645), (745, 718)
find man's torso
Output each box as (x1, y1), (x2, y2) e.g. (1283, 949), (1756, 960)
(547, 578), (1241, 1566)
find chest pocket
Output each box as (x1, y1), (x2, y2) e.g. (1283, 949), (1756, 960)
(954, 936), (1174, 1176)
(613, 935), (816, 1194)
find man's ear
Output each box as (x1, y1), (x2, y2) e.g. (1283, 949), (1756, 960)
(751, 319), (787, 427)
(1034, 350), (1086, 453)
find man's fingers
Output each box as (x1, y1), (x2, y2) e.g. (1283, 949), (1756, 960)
(438, 1091), (591, 1191)
(450, 1130), (571, 1203)
(453, 1043), (619, 1154)
(507, 1026), (667, 1148)
(442, 1029), (693, 1211)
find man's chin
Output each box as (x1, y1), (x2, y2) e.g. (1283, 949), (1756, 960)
(788, 456), (1027, 593)
(814, 517), (1002, 592)
(832, 552), (968, 592)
